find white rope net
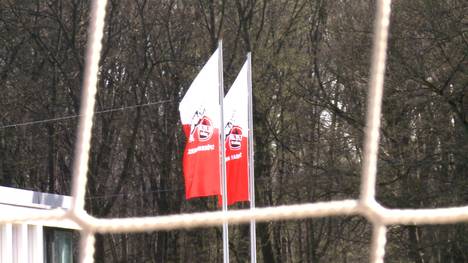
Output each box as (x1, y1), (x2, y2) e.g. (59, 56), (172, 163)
(2, 0), (468, 262)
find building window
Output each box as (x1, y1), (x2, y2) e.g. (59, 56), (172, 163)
(44, 228), (73, 263)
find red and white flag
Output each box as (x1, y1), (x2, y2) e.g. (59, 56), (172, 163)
(179, 49), (221, 199)
(222, 60), (250, 205)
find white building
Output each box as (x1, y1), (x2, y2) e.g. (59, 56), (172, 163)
(0, 186), (80, 263)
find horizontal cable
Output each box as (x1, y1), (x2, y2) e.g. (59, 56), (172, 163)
(0, 99), (173, 129)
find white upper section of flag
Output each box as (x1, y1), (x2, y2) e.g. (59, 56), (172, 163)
(224, 60), (249, 137)
(179, 48), (220, 127)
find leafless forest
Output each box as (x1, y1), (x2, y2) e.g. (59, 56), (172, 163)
(1, 0), (467, 262)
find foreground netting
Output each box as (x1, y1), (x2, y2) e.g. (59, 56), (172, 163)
(1, 0), (467, 262)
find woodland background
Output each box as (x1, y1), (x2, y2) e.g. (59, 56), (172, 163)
(1, 0), (467, 262)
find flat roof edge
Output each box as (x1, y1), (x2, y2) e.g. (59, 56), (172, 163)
(0, 186), (72, 209)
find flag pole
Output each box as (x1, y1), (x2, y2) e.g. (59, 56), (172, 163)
(218, 40), (230, 263)
(247, 52), (257, 263)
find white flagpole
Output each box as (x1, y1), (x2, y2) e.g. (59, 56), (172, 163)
(218, 40), (230, 263)
(247, 52), (257, 263)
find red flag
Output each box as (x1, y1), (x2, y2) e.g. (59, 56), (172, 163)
(179, 49), (221, 199)
(221, 60), (250, 205)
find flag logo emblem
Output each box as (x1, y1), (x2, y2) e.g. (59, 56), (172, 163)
(188, 108), (214, 142)
(227, 126), (243, 150)
(197, 116), (214, 141)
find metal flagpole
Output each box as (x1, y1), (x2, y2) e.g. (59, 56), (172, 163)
(218, 40), (230, 263)
(247, 52), (257, 263)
